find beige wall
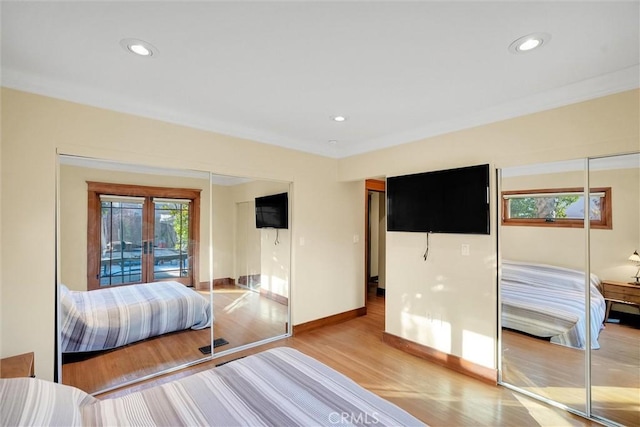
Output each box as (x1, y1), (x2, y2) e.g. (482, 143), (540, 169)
(338, 90), (639, 369)
(1, 88), (363, 381)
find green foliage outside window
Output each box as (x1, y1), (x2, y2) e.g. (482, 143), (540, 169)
(509, 196), (580, 220)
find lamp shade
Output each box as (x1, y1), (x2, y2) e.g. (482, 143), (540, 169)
(629, 250), (640, 262)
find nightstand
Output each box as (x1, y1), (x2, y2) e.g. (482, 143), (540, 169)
(601, 280), (640, 322)
(0, 352), (35, 378)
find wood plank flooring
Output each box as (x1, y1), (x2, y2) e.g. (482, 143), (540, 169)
(99, 295), (606, 427)
(502, 320), (640, 427)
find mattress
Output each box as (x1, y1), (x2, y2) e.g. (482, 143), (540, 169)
(61, 281), (212, 353)
(501, 260), (606, 349)
(0, 347), (425, 427)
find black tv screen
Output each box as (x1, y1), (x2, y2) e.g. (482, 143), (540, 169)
(387, 164), (490, 234)
(255, 192), (288, 229)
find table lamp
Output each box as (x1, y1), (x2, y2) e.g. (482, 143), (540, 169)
(630, 250), (640, 284)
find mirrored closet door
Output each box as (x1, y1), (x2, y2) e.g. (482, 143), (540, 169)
(499, 159), (587, 414)
(57, 155), (293, 395)
(57, 155), (214, 394)
(208, 175), (291, 355)
(588, 153), (639, 426)
(499, 152), (640, 425)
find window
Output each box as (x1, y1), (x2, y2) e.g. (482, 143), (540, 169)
(501, 187), (611, 229)
(87, 182), (201, 290)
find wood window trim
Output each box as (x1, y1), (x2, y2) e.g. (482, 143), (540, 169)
(501, 186), (612, 229)
(87, 182), (201, 290)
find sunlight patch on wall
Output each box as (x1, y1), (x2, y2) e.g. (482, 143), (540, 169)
(261, 273), (288, 296)
(462, 329), (494, 368)
(401, 312), (451, 354)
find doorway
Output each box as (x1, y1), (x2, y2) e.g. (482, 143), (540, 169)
(365, 179), (386, 309)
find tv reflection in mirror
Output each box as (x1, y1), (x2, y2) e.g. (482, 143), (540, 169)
(255, 192), (289, 229)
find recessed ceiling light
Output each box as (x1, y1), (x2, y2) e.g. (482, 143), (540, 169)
(328, 140), (338, 145)
(331, 115), (347, 122)
(508, 33), (551, 54)
(120, 38), (158, 57)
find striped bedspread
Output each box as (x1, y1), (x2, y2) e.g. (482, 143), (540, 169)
(501, 260), (606, 349)
(61, 281), (212, 353)
(0, 348), (424, 426)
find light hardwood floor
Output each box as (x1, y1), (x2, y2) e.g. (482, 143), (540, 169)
(502, 320), (640, 427)
(99, 294), (604, 426)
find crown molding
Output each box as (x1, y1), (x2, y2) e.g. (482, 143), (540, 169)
(5, 65), (638, 159)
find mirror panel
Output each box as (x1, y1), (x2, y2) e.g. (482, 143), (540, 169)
(209, 176), (291, 354)
(58, 155), (214, 394)
(499, 159), (587, 414)
(588, 153), (640, 426)
(58, 156), (292, 394)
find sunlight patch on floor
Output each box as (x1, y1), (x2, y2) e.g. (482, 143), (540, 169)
(513, 392), (577, 427)
(520, 387), (585, 405)
(223, 291), (252, 313)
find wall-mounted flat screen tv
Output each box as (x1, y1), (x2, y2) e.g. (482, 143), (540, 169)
(387, 164), (490, 234)
(255, 192), (289, 229)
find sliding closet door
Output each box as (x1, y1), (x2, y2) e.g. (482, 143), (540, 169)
(499, 159), (587, 414)
(210, 177), (291, 355)
(588, 153), (640, 426)
(58, 156), (213, 395)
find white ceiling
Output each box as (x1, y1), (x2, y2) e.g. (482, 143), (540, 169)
(2, 1), (639, 158)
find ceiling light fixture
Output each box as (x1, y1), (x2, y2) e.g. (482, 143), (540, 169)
(328, 140), (338, 145)
(331, 115), (347, 122)
(508, 32), (551, 54)
(120, 38), (158, 57)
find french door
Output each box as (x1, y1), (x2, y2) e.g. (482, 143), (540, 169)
(87, 182), (200, 290)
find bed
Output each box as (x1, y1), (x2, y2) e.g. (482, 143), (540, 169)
(61, 281), (212, 353)
(0, 347), (424, 426)
(501, 260), (606, 349)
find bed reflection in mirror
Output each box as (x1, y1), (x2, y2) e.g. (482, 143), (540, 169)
(58, 155), (292, 395)
(499, 153), (640, 426)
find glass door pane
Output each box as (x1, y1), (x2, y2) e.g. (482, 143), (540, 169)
(100, 197), (145, 286)
(153, 199), (192, 284)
